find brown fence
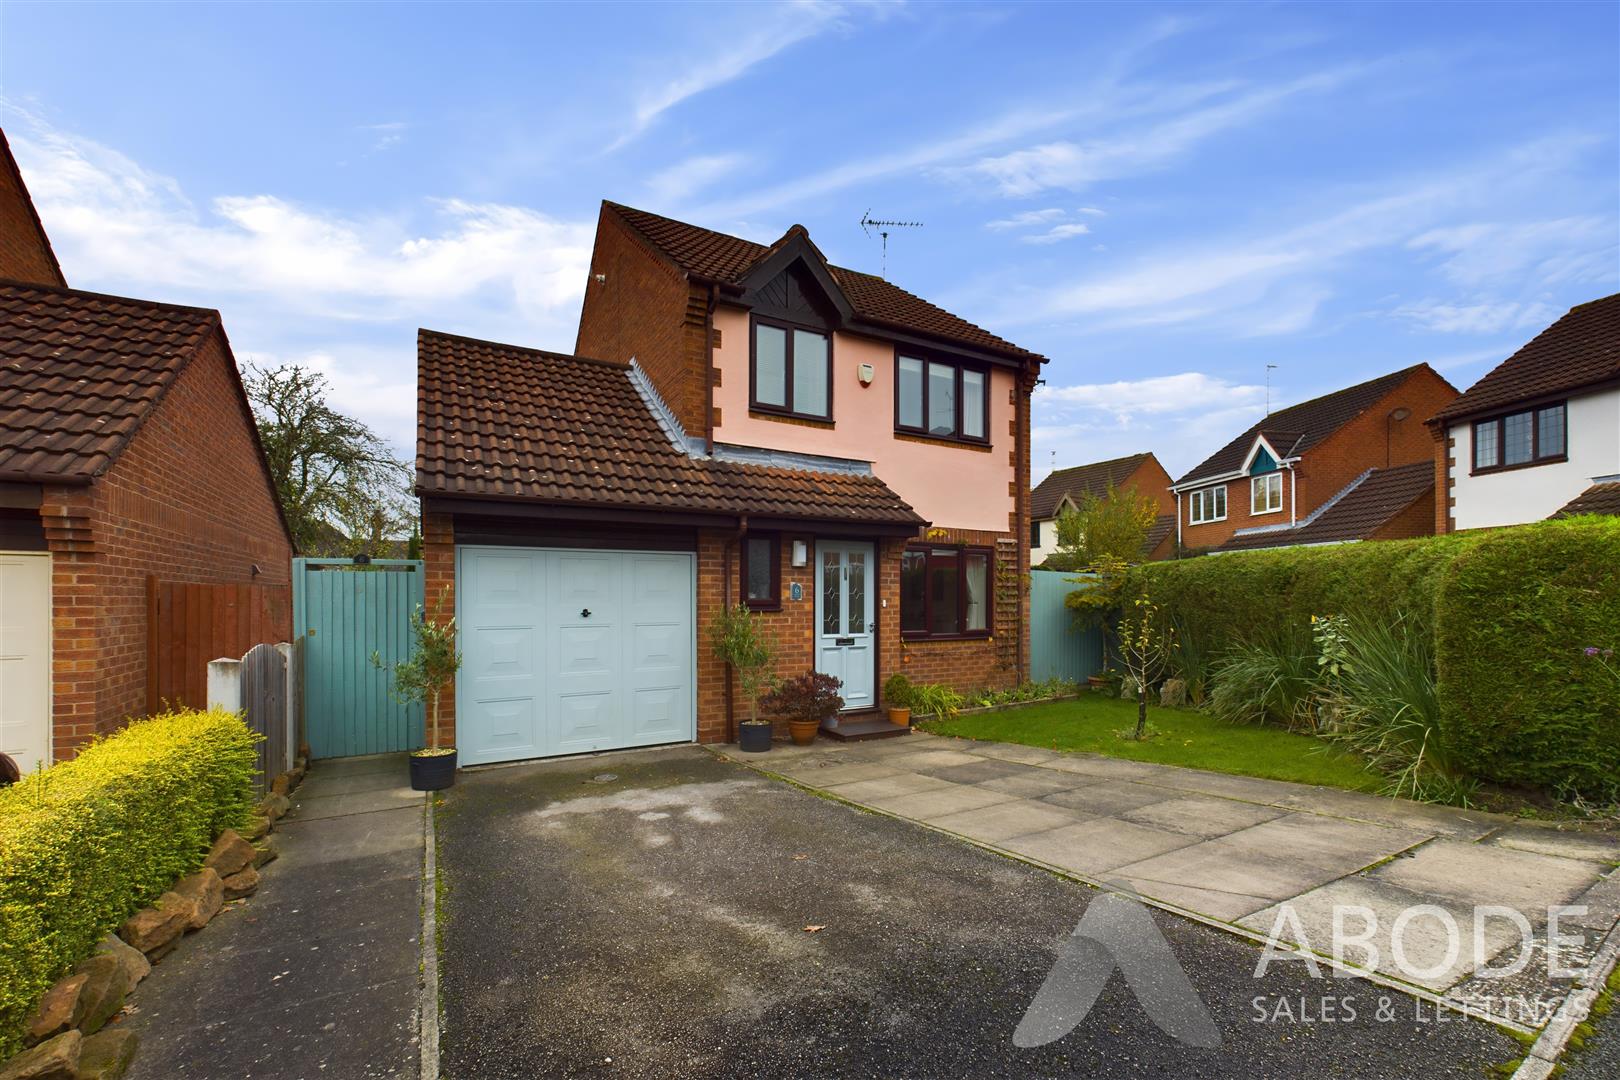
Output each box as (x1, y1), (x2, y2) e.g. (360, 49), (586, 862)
(147, 577), (292, 713)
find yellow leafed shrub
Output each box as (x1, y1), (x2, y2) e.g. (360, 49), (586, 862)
(0, 708), (259, 1055)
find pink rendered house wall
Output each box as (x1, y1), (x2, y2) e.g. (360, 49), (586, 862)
(710, 306), (1015, 533)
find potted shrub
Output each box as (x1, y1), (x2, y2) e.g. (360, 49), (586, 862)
(709, 604), (776, 753)
(883, 672), (915, 727)
(373, 590), (462, 790)
(761, 671), (844, 746)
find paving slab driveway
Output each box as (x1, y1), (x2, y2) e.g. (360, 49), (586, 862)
(436, 747), (1518, 1079)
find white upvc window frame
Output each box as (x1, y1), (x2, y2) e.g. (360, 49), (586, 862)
(1187, 485), (1227, 525)
(1251, 472), (1284, 515)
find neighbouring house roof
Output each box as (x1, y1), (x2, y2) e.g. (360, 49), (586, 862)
(1551, 481), (1620, 519)
(1144, 512), (1176, 555)
(415, 329), (926, 526)
(0, 279), (221, 484)
(1030, 453), (1155, 519)
(1431, 293), (1620, 425)
(1214, 461), (1434, 552)
(0, 128), (66, 288)
(603, 201), (1044, 365)
(1174, 365), (1434, 488)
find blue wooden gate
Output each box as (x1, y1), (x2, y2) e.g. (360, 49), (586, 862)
(293, 558), (425, 759)
(1029, 570), (1106, 684)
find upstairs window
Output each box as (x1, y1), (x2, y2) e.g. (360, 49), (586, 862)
(1251, 472), (1283, 515)
(1187, 485), (1227, 525)
(1473, 403), (1566, 472)
(896, 354), (988, 443)
(752, 318), (831, 421)
(901, 546), (991, 638)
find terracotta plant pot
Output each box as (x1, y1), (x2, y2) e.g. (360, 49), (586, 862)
(787, 719), (819, 746)
(887, 706), (912, 728)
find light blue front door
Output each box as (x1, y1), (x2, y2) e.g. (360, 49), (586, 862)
(814, 541), (876, 711)
(457, 547), (695, 765)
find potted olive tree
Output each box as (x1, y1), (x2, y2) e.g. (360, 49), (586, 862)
(373, 590), (462, 789)
(883, 672), (915, 727)
(709, 604), (776, 753)
(762, 671), (844, 746)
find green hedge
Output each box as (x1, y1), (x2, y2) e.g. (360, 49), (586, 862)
(1125, 517), (1620, 796)
(0, 709), (259, 1055)
(1435, 519), (1620, 794)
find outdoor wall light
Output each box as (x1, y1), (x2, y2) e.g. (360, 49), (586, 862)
(791, 539), (808, 567)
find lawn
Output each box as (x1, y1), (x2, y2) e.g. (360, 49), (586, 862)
(920, 694), (1384, 793)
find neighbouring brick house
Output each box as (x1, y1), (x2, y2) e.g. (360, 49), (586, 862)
(0, 129), (293, 767)
(417, 201), (1045, 764)
(1028, 452), (1175, 566)
(1169, 364), (1458, 554)
(1429, 292), (1620, 532)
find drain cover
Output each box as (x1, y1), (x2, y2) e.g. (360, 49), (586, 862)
(587, 773), (618, 784)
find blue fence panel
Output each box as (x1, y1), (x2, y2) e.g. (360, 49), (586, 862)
(1029, 570), (1105, 684)
(294, 558), (425, 758)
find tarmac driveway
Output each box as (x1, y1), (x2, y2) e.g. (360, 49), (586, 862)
(435, 746), (1520, 1079)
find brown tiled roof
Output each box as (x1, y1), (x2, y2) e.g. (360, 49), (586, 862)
(1144, 512), (1175, 556)
(1175, 365), (1433, 486)
(1215, 462), (1434, 552)
(604, 202), (1043, 364)
(1551, 481), (1620, 519)
(415, 329), (925, 525)
(1432, 293), (1620, 424)
(0, 279), (220, 483)
(1030, 453), (1153, 519)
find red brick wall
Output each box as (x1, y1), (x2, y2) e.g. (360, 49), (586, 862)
(1179, 367), (1458, 550)
(42, 329), (293, 757)
(1372, 487), (1437, 542)
(1433, 425), (1454, 534)
(574, 207), (707, 434)
(0, 141), (64, 287)
(422, 511), (457, 747)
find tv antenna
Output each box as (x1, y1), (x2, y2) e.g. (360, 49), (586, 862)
(1265, 364), (1279, 415)
(860, 210), (922, 277)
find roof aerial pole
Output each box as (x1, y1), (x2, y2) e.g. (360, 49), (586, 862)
(1265, 364), (1278, 416)
(859, 210), (923, 278)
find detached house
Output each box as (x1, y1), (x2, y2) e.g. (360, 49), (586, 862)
(1170, 364), (1458, 554)
(417, 202), (1045, 765)
(0, 129), (293, 769)
(1028, 452), (1175, 566)
(1430, 292), (1620, 531)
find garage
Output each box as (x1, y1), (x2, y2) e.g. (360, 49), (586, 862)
(456, 546), (696, 766)
(0, 551), (51, 771)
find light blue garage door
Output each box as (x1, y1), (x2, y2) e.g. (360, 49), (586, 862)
(456, 546), (696, 766)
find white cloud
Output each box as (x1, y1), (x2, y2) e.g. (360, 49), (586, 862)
(359, 121), (407, 152)
(1408, 217), (1617, 288)
(985, 208), (1068, 230)
(1391, 297), (1557, 335)
(987, 207), (1104, 244)
(644, 152), (751, 205)
(1022, 223), (1092, 245)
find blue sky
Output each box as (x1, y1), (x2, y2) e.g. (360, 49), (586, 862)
(3, 1), (1616, 479)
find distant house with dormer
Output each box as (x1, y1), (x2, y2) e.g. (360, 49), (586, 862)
(1029, 453), (1174, 566)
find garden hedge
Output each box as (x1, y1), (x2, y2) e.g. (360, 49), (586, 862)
(0, 708), (259, 1056)
(1125, 517), (1620, 796)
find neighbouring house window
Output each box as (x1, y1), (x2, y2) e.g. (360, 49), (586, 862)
(1251, 472), (1283, 514)
(752, 318), (830, 420)
(1030, 518), (1041, 547)
(901, 546), (992, 638)
(741, 534), (780, 610)
(895, 354), (989, 442)
(1473, 403), (1566, 472)
(1187, 485), (1227, 525)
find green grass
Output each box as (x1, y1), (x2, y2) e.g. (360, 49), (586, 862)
(921, 694), (1384, 793)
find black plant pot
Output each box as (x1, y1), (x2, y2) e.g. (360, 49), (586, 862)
(737, 723), (773, 753)
(410, 749), (458, 791)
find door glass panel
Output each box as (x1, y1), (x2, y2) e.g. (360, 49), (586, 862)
(847, 553), (866, 634)
(822, 550), (842, 635)
(928, 548), (959, 635)
(900, 550), (926, 632)
(964, 552), (987, 632)
(961, 369), (985, 439)
(755, 323), (787, 407)
(927, 362), (956, 436)
(792, 330), (829, 417)
(898, 356), (923, 428)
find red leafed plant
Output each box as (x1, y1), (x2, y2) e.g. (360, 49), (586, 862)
(761, 671), (844, 722)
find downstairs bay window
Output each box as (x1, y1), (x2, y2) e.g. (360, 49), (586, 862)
(901, 546), (991, 639)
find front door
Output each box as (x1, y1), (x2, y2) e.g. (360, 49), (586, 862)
(814, 541), (875, 711)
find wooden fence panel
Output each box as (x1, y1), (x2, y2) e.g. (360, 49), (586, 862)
(1029, 570), (1107, 684)
(147, 577), (292, 713)
(241, 643), (288, 791)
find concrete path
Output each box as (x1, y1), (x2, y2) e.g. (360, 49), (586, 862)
(753, 732), (1620, 1029)
(126, 755), (425, 1080)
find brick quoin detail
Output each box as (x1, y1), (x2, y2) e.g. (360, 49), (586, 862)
(421, 512), (458, 747)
